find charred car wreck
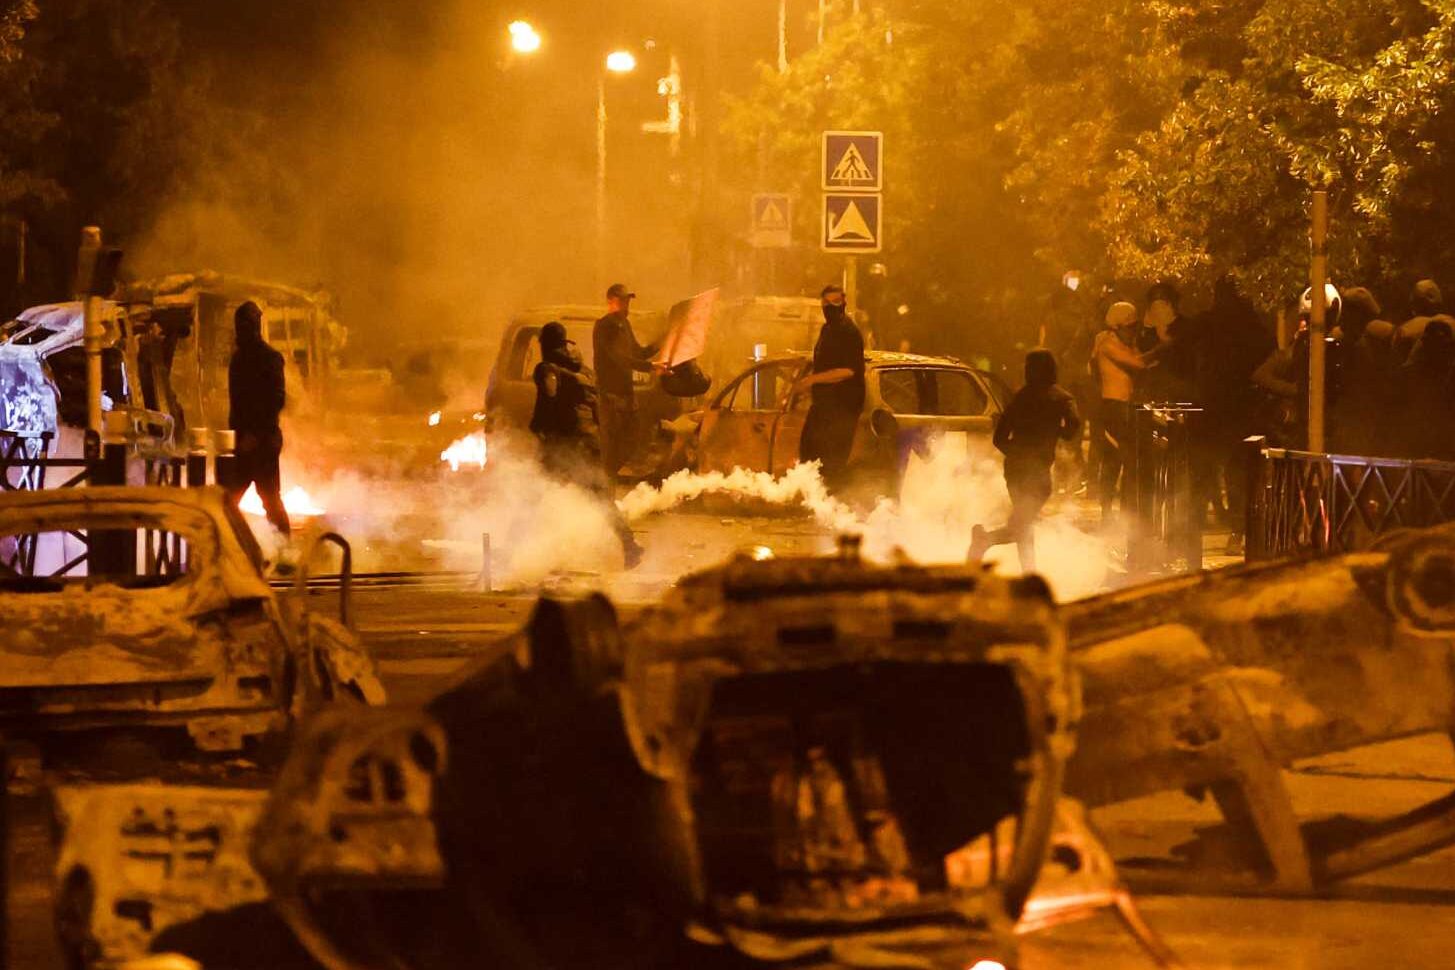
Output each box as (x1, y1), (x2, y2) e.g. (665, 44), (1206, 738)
(245, 546), (1076, 970)
(1063, 523), (1455, 892)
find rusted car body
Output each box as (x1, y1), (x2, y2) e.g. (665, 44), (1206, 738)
(693, 351), (1007, 492)
(1062, 524), (1455, 891)
(245, 547), (1075, 969)
(0, 487), (383, 754)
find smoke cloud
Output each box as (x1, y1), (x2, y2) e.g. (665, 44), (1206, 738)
(255, 428), (1108, 601)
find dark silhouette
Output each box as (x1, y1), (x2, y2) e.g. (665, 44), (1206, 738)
(225, 301), (289, 536)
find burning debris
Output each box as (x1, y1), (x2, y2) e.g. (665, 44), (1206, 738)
(238, 482), (327, 520)
(439, 429), (487, 472)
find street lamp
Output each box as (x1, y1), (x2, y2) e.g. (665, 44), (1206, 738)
(507, 20), (541, 53)
(598, 51), (636, 287)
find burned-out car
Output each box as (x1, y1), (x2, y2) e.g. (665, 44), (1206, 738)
(691, 351), (1008, 494)
(246, 544), (1076, 969)
(0, 486), (384, 757)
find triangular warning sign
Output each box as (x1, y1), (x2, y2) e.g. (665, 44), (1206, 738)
(758, 199), (787, 229)
(828, 199), (874, 241)
(830, 143), (874, 184)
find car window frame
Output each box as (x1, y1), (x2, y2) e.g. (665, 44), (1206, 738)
(872, 365), (993, 417)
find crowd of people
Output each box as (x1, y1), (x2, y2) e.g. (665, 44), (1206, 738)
(1055, 276), (1455, 545)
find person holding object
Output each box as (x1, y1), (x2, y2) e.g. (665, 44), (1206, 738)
(593, 283), (665, 485)
(795, 284), (866, 489)
(225, 300), (290, 536)
(531, 321), (645, 569)
(969, 349), (1082, 572)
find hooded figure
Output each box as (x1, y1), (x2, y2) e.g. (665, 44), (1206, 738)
(969, 348), (1082, 570)
(1394, 279), (1445, 364)
(530, 321), (645, 568)
(1330, 286), (1394, 455)
(226, 300), (290, 536)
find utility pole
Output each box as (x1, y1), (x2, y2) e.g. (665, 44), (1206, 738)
(596, 78), (608, 292)
(75, 227), (105, 460)
(778, 0), (788, 72)
(1308, 190), (1328, 453)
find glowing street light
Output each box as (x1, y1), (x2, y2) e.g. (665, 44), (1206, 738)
(508, 20), (541, 53)
(605, 50), (637, 73)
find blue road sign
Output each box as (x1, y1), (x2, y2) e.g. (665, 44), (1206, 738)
(750, 193), (792, 248)
(822, 131), (883, 191)
(822, 193), (881, 253)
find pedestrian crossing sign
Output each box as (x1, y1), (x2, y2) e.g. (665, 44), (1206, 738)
(822, 131), (882, 191)
(750, 193), (792, 248)
(822, 193), (881, 252)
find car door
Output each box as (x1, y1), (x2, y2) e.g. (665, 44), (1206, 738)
(696, 361), (799, 474)
(768, 360), (815, 474)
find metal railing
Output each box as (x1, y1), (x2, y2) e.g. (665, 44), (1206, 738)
(1243, 436), (1455, 560)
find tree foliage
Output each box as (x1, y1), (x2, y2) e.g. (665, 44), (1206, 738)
(725, 0), (1455, 324)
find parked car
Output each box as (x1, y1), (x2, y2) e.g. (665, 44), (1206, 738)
(0, 486), (384, 756)
(692, 350), (1009, 494)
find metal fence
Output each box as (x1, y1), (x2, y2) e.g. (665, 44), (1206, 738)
(0, 433), (193, 579)
(1243, 436), (1455, 560)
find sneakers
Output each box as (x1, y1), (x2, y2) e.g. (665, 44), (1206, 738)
(967, 524), (990, 563)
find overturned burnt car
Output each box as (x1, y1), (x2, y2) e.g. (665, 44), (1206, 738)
(0, 486), (384, 756)
(248, 545), (1076, 969)
(1063, 523), (1455, 892)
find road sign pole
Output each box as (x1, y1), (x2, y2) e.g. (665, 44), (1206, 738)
(844, 256), (857, 314)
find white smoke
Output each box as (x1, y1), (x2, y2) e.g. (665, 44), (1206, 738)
(619, 435), (1112, 600)
(261, 426), (1109, 600)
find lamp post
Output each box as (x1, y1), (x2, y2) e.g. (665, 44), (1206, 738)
(597, 50), (636, 290)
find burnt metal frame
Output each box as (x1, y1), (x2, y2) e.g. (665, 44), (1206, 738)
(1244, 436), (1455, 560)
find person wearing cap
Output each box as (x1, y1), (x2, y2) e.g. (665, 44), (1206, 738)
(531, 321), (645, 568)
(794, 284), (866, 489)
(225, 300), (290, 536)
(593, 283), (662, 485)
(1091, 301), (1147, 520)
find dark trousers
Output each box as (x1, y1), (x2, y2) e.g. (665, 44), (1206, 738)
(978, 459), (1053, 570)
(226, 427), (289, 536)
(598, 393), (635, 486)
(541, 437), (639, 555)
(1098, 399), (1132, 518)
(800, 404), (858, 488)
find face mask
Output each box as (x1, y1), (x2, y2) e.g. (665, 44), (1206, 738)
(823, 301), (846, 321)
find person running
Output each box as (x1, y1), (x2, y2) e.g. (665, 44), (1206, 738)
(968, 349), (1082, 571)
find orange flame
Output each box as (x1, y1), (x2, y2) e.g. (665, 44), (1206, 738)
(441, 430), (488, 472)
(238, 483), (326, 518)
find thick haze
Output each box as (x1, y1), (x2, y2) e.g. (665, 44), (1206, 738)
(131, 0), (791, 361)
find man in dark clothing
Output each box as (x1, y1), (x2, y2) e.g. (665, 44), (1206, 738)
(1397, 315), (1455, 461)
(795, 284), (866, 489)
(1394, 279), (1445, 364)
(969, 349), (1082, 571)
(226, 300), (289, 536)
(1329, 287), (1393, 456)
(592, 283), (661, 485)
(532, 321), (644, 568)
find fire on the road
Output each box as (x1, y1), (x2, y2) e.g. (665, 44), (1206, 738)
(441, 430), (488, 472)
(239, 483), (327, 518)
